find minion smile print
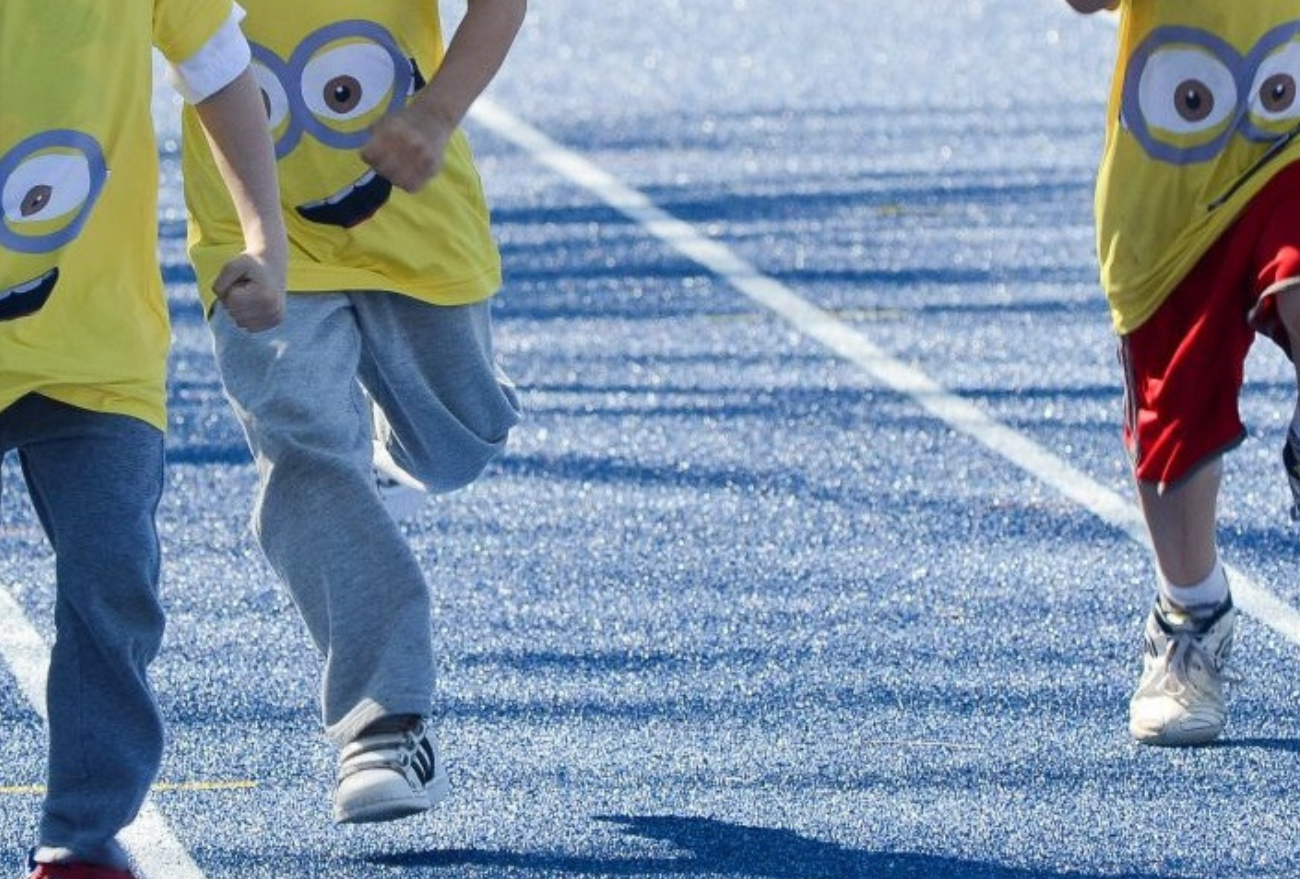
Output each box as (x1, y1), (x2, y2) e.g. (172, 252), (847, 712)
(296, 167), (392, 228)
(0, 268), (58, 322)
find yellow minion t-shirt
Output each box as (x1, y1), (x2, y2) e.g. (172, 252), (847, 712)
(183, 0), (502, 308)
(0, 0), (236, 429)
(1098, 0), (1300, 334)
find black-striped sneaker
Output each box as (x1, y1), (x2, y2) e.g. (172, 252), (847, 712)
(333, 715), (448, 824)
(1284, 430), (1300, 521)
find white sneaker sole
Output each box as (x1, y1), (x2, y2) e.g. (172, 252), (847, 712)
(1129, 703), (1225, 747)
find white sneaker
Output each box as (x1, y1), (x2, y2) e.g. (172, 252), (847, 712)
(1128, 597), (1237, 746)
(333, 716), (448, 824)
(373, 440), (425, 521)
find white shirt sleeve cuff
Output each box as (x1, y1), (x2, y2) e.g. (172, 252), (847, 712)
(166, 5), (252, 105)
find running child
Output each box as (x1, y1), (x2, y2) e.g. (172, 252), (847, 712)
(1, 1), (286, 876)
(1066, 0), (1300, 744)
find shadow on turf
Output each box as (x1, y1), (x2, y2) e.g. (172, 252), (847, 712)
(1210, 736), (1300, 753)
(366, 814), (1182, 878)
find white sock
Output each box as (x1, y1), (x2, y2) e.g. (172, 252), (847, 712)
(1158, 559), (1229, 615)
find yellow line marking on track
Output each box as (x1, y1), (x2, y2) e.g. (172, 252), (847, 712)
(0, 780), (258, 796)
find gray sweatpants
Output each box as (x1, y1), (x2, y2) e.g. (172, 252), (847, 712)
(210, 292), (520, 745)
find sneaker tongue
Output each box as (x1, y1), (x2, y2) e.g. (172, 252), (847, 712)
(361, 714), (420, 735)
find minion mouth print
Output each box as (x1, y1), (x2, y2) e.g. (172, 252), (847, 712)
(296, 167), (393, 228)
(0, 268), (58, 321)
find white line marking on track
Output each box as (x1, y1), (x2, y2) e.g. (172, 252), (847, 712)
(0, 586), (209, 879)
(469, 97), (1300, 645)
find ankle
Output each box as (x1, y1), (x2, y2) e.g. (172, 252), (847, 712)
(1158, 559), (1229, 616)
(359, 713), (422, 736)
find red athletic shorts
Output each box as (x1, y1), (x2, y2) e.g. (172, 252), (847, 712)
(1121, 160), (1300, 488)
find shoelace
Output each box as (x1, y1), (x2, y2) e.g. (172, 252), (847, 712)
(338, 720), (432, 779)
(1155, 629), (1240, 698)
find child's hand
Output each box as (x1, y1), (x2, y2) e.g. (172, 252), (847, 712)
(212, 251), (286, 332)
(360, 107), (453, 194)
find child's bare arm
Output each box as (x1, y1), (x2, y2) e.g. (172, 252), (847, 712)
(361, 0), (527, 193)
(193, 68), (288, 332)
(1064, 0), (1118, 13)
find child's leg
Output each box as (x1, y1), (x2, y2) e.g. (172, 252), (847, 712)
(1119, 194), (1263, 745)
(209, 297), (435, 747)
(1128, 436), (1236, 749)
(354, 295), (521, 493)
(1135, 458), (1223, 593)
(1276, 288), (1300, 522)
(212, 297), (458, 824)
(13, 396), (164, 870)
(1122, 298), (1242, 615)
(1274, 286), (1300, 423)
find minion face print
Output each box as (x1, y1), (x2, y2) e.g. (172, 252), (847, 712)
(0, 129), (108, 320)
(184, 1), (498, 314)
(250, 20), (425, 228)
(1093, 2), (1300, 335)
(1121, 18), (1300, 166)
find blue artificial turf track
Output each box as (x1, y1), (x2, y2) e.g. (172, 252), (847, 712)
(3, 3), (1300, 877)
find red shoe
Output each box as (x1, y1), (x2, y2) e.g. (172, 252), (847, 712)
(27, 862), (137, 879)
